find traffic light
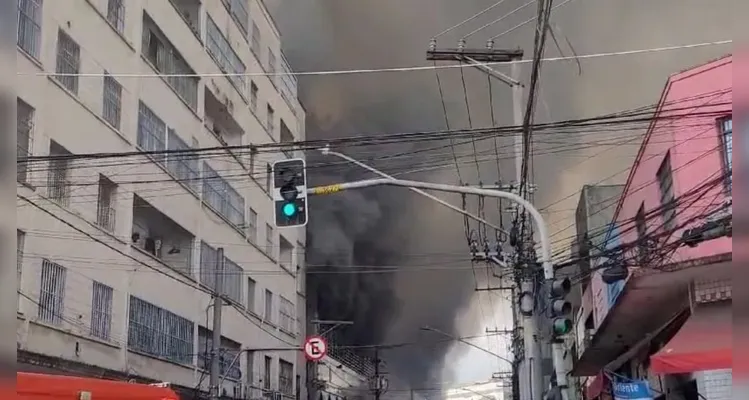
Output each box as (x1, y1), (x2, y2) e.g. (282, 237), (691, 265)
(272, 158), (308, 228)
(549, 277), (572, 338)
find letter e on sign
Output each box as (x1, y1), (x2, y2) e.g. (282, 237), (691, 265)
(304, 335), (328, 362)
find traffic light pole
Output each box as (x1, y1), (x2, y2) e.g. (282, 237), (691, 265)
(306, 178), (569, 396)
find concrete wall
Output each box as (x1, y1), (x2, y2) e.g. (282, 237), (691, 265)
(16, 0), (306, 397)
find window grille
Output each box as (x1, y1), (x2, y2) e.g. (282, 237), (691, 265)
(55, 30), (80, 94)
(202, 163), (245, 228)
(17, 0), (43, 59)
(127, 296), (194, 365)
(17, 98), (34, 184)
(279, 296), (294, 333)
(206, 16), (246, 94)
(106, 0), (125, 33)
(198, 327), (242, 380)
(279, 359), (294, 395)
(90, 281), (113, 340)
(39, 259), (66, 325)
(103, 74), (122, 129)
(200, 242), (243, 305)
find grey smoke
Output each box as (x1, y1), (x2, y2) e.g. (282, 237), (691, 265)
(266, 0), (736, 389)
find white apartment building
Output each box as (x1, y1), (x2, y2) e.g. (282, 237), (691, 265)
(16, 0), (306, 399)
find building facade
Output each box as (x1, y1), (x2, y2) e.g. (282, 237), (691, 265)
(16, 0), (306, 399)
(572, 56), (732, 400)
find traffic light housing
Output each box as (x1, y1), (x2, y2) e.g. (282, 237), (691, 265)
(549, 277), (572, 338)
(272, 158), (308, 228)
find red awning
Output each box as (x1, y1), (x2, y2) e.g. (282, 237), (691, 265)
(650, 303), (732, 374)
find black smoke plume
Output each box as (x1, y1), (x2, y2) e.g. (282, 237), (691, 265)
(266, 0), (736, 389)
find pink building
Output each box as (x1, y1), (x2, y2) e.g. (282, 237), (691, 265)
(573, 56), (732, 400)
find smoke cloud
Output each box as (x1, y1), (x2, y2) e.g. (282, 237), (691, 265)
(266, 0), (736, 389)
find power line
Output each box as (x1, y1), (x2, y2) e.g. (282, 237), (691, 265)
(18, 41), (731, 79)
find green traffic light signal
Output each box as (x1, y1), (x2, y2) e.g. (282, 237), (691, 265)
(282, 203), (297, 217)
(552, 318), (572, 336)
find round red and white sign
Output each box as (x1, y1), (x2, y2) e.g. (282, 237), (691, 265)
(303, 335), (328, 361)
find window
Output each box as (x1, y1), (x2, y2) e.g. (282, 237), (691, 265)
(263, 355), (272, 390)
(265, 223), (275, 258)
(248, 208), (258, 244)
(265, 164), (272, 193)
(203, 162), (246, 229)
(264, 289), (273, 323)
(96, 174), (117, 232)
(279, 296), (294, 334)
(107, 0), (125, 33)
(102, 74), (122, 129)
(38, 259), (66, 324)
(142, 14), (199, 110)
(55, 30), (81, 94)
(267, 49), (276, 84)
(17, 98), (34, 184)
(279, 56), (298, 113)
(656, 153), (676, 231)
(635, 204), (647, 264)
(251, 24), (261, 58)
(279, 236), (293, 272)
(250, 81), (258, 113)
(90, 281), (113, 340)
(47, 141), (72, 207)
(17, 0), (43, 59)
(266, 104), (275, 135)
(197, 327), (241, 380)
(720, 117), (732, 191)
(247, 277), (256, 313)
(279, 359), (294, 396)
(246, 351), (256, 384)
(17, 230), (25, 310)
(137, 102), (200, 192)
(222, 0), (249, 36)
(128, 296), (194, 365)
(200, 242), (243, 305)
(206, 16), (246, 95)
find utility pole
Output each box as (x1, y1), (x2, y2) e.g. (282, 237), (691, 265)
(426, 42), (545, 400)
(209, 248), (225, 400)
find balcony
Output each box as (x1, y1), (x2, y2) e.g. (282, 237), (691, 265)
(131, 195), (194, 277)
(204, 87), (244, 148)
(169, 0), (201, 38)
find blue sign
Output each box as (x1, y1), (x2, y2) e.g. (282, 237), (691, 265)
(612, 380), (653, 400)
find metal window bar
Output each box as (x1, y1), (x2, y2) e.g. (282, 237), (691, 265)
(265, 224), (274, 258)
(279, 297), (294, 333)
(278, 360), (294, 395)
(264, 289), (273, 322)
(96, 177), (117, 232)
(251, 24), (261, 58)
(202, 162), (245, 228)
(90, 281), (113, 340)
(102, 74), (122, 129)
(722, 118), (732, 191)
(142, 22), (198, 110)
(223, 258), (243, 305)
(47, 158), (71, 207)
(137, 102), (167, 163)
(17, 0), (43, 59)
(167, 129), (199, 192)
(55, 30), (80, 94)
(248, 209), (258, 244)
(127, 296), (194, 364)
(17, 231), (25, 311)
(17, 99), (33, 184)
(198, 328), (242, 380)
(206, 16), (246, 94)
(267, 50), (277, 85)
(38, 259), (66, 325)
(106, 0), (125, 33)
(222, 0), (249, 35)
